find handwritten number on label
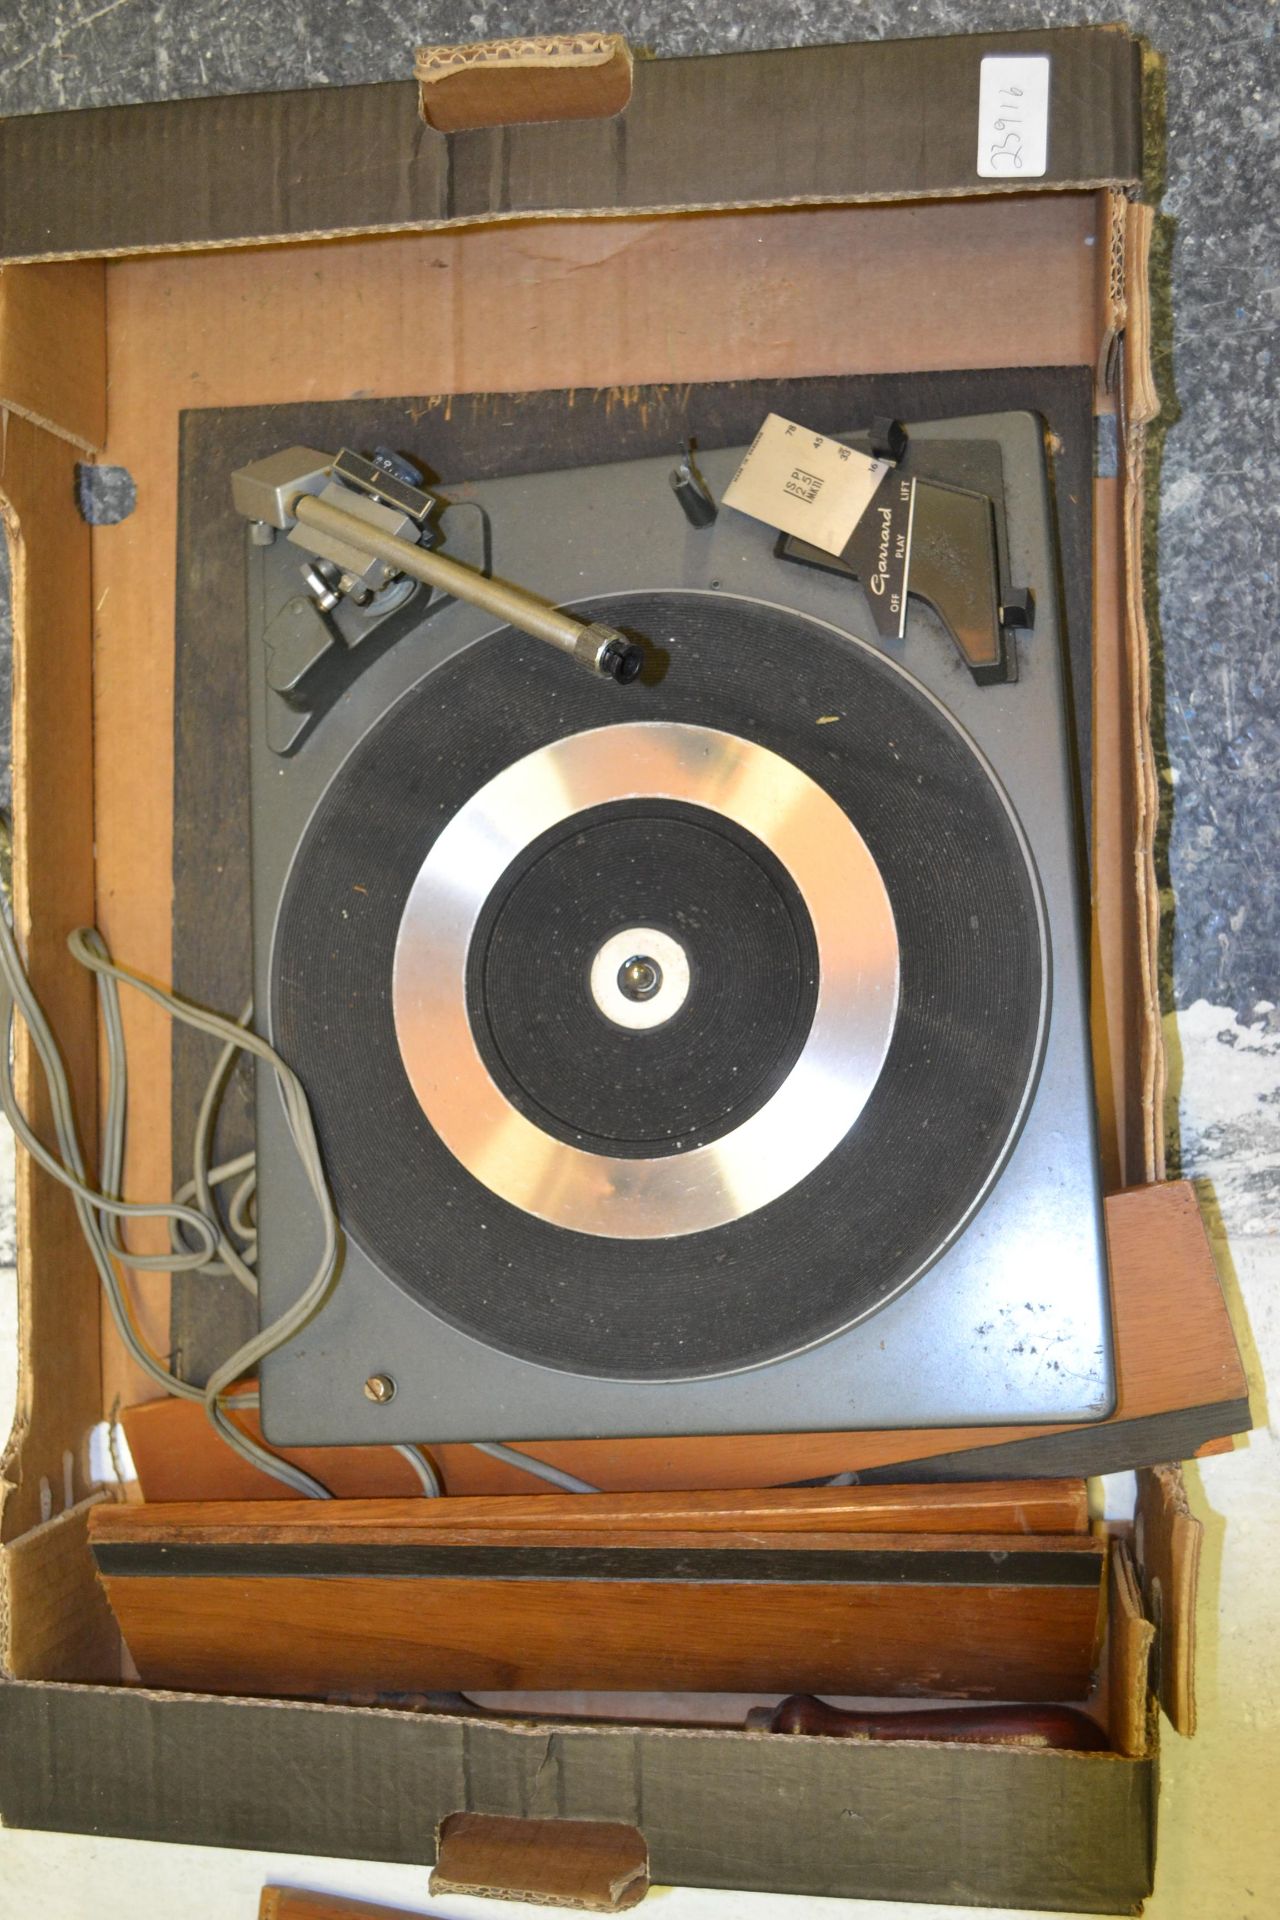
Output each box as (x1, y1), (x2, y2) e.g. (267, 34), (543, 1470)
(989, 132), (1024, 171)
(989, 89), (1027, 170)
(977, 57), (1047, 179)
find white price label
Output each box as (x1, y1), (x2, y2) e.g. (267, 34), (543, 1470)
(977, 55), (1050, 180)
(722, 414), (889, 556)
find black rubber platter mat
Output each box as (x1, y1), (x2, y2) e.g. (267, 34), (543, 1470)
(272, 591), (1043, 1378)
(171, 367), (1094, 1387)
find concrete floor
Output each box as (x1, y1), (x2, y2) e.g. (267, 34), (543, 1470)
(1, 2), (1277, 1916)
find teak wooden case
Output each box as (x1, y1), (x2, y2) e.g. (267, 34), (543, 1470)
(0, 23), (1246, 1914)
(88, 1493), (1108, 1701)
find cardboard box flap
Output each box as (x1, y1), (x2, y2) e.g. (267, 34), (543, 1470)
(0, 1683), (1158, 1911)
(0, 1499), (118, 1682)
(447, 28), (1143, 221)
(1107, 1539), (1156, 1760)
(0, 27), (1142, 266)
(0, 82), (444, 267)
(431, 1812), (649, 1911)
(1134, 1463), (1203, 1736)
(0, 260), (106, 452)
(415, 34), (633, 132)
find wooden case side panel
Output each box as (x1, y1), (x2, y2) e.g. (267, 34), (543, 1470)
(90, 1479), (1092, 1535)
(95, 1565), (1103, 1701)
(262, 1896), (431, 1920)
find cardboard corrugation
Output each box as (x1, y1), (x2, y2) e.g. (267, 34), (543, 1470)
(1107, 1540), (1157, 1762)
(1089, 181), (1166, 1193)
(1120, 201), (1165, 1181)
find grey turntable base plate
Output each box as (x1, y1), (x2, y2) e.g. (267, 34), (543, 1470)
(167, 371), (1105, 1442)
(241, 408), (1111, 1444)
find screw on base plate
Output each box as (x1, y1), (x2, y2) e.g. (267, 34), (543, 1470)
(364, 1373), (396, 1404)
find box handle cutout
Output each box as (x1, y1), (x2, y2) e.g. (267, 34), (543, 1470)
(414, 33), (633, 134)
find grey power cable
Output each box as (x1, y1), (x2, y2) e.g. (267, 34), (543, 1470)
(0, 905), (338, 1497)
(197, 1027), (257, 1286)
(221, 1384), (442, 1499)
(171, 1150), (259, 1290)
(170, 1010), (260, 1296)
(68, 927), (343, 1496)
(226, 1164), (258, 1250)
(73, 938), (598, 1493)
(470, 1440), (600, 1496)
(152, 1000), (594, 1494)
(0, 857), (596, 1498)
(396, 1444), (444, 1498)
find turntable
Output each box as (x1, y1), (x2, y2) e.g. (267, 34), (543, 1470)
(235, 411), (1113, 1445)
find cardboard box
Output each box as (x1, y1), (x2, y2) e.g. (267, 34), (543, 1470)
(0, 23), (1214, 1910)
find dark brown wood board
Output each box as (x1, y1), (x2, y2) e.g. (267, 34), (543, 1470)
(754, 1698), (1108, 1749)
